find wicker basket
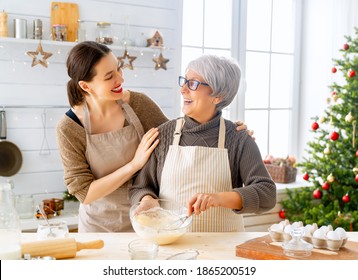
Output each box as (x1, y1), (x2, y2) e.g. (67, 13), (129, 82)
(265, 164), (297, 183)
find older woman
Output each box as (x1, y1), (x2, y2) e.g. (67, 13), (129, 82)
(129, 54), (276, 232)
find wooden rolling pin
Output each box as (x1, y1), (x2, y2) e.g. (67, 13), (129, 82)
(22, 238), (104, 259)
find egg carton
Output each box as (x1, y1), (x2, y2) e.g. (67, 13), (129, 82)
(268, 220), (348, 251)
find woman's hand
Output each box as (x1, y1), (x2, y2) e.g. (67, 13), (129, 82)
(187, 193), (221, 216)
(187, 191), (242, 216)
(130, 127), (159, 171)
(235, 120), (255, 140)
(133, 196), (159, 215)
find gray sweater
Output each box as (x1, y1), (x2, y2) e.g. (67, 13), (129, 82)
(129, 112), (276, 214)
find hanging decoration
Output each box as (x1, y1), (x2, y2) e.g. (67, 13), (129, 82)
(147, 30), (164, 47)
(26, 41), (53, 68)
(117, 49), (137, 70)
(153, 51), (169, 70)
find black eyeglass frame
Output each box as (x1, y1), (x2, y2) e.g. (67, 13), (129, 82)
(178, 76), (209, 91)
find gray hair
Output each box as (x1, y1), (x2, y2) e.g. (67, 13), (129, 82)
(186, 54), (241, 111)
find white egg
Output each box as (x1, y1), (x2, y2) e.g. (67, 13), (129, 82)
(302, 227), (311, 237)
(313, 228), (327, 239)
(327, 231), (340, 240)
(319, 226), (333, 234)
(334, 227), (347, 239)
(305, 224), (313, 232)
(284, 224), (293, 234)
(270, 223), (284, 232)
(311, 223), (318, 233)
(279, 219), (290, 227)
(292, 221), (303, 228)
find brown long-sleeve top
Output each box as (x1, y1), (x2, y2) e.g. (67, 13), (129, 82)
(56, 91), (168, 202)
(129, 112), (277, 214)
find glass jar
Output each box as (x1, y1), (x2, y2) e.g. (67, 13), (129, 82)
(15, 194), (34, 219)
(77, 20), (86, 42)
(96, 22), (113, 45)
(52, 24), (67, 41)
(0, 182), (21, 260)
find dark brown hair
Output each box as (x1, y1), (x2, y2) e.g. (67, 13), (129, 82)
(66, 41), (111, 107)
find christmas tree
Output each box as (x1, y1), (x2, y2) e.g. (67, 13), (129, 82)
(280, 28), (358, 231)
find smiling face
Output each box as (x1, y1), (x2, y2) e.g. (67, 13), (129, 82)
(180, 69), (221, 123)
(79, 52), (124, 101)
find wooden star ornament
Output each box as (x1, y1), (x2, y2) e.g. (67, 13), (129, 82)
(153, 52), (169, 70)
(117, 49), (137, 70)
(26, 41), (53, 68)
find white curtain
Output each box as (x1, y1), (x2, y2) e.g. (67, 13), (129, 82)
(331, 0), (358, 58)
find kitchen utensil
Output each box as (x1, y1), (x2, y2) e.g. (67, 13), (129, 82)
(39, 109), (51, 155)
(163, 215), (191, 230)
(0, 110), (22, 177)
(51, 2), (79, 42)
(36, 205), (55, 237)
(37, 221), (69, 240)
(21, 238), (104, 259)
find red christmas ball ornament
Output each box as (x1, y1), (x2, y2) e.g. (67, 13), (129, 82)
(348, 70), (356, 77)
(311, 122), (319, 130)
(356, 150), (358, 157)
(279, 209), (286, 219)
(303, 172), (309, 181)
(330, 131), (339, 141)
(343, 43), (349, 50)
(331, 67), (337, 73)
(313, 189), (322, 199)
(322, 182), (330, 191)
(342, 194), (350, 203)
(331, 91), (337, 96)
(356, 174), (358, 183)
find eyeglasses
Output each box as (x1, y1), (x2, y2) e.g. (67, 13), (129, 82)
(178, 76), (209, 91)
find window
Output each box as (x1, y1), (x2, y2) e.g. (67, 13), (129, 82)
(181, 0), (233, 119)
(181, 0), (301, 158)
(243, 0), (300, 157)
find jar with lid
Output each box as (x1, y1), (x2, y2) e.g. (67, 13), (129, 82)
(96, 22), (113, 45)
(0, 182), (22, 260)
(52, 24), (67, 41)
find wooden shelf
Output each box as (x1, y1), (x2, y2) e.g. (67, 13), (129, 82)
(0, 37), (173, 53)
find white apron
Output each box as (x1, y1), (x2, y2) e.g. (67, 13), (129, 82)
(160, 117), (245, 232)
(78, 100), (144, 232)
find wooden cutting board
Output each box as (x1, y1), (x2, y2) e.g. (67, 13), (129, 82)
(51, 2), (79, 42)
(236, 235), (358, 260)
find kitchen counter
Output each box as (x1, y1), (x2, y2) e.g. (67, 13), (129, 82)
(20, 231), (358, 260)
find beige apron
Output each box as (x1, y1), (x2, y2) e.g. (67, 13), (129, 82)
(78, 100), (144, 232)
(160, 117), (244, 232)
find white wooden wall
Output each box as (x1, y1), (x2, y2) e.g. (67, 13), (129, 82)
(0, 0), (183, 199)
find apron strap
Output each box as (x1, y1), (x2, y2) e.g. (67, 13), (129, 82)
(173, 117), (225, 148)
(218, 117), (226, 149)
(173, 118), (185, 145)
(119, 100), (145, 139)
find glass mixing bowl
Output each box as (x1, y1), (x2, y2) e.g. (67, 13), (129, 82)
(130, 199), (193, 245)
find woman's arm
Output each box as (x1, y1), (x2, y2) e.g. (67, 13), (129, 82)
(56, 115), (159, 204)
(83, 127), (159, 204)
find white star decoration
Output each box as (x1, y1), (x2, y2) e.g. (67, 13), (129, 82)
(26, 41), (53, 68)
